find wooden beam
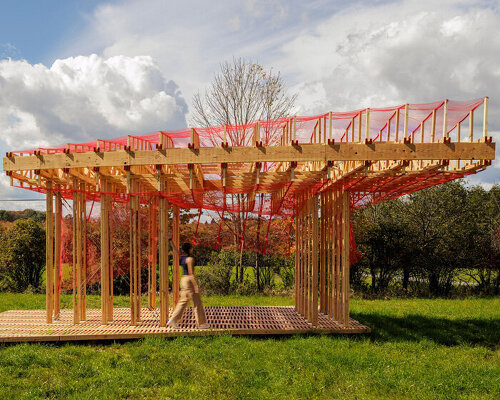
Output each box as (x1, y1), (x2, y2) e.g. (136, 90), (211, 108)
(4, 142), (495, 172)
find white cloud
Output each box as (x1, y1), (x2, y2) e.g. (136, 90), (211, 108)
(279, 1), (500, 124)
(0, 54), (187, 150)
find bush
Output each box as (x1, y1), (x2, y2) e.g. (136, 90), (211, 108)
(3, 219), (46, 292)
(197, 250), (236, 295)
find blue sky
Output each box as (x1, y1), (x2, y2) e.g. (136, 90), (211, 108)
(0, 1), (106, 63)
(0, 0), (499, 208)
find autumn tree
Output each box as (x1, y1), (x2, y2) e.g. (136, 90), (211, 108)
(192, 57), (296, 282)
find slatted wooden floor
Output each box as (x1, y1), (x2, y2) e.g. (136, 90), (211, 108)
(0, 306), (370, 342)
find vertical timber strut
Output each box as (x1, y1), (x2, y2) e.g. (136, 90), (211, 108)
(295, 190), (351, 327)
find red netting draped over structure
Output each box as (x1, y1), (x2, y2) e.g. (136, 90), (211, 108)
(8, 98), (490, 291)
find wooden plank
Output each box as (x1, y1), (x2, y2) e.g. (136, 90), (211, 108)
(45, 181), (54, 323)
(483, 97), (488, 139)
(341, 191), (350, 326)
(107, 193), (113, 321)
(80, 183), (87, 321)
(100, 178), (108, 325)
(72, 179), (79, 324)
(53, 189), (62, 319)
(159, 175), (169, 326)
(172, 204), (180, 308)
(312, 194), (318, 326)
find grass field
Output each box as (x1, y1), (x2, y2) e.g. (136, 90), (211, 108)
(0, 294), (499, 399)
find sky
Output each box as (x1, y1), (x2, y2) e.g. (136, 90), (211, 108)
(0, 0), (499, 210)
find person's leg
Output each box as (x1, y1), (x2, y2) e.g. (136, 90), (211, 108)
(192, 291), (207, 326)
(169, 277), (192, 325)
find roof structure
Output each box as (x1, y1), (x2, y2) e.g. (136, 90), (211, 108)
(2, 98), (495, 217)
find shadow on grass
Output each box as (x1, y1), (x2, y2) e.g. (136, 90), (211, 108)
(351, 311), (500, 348)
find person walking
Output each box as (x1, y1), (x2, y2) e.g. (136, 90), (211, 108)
(167, 241), (209, 329)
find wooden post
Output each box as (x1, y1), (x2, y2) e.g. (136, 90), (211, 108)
(469, 110), (474, 143)
(365, 108), (370, 141)
(311, 194), (318, 326)
(72, 178), (79, 324)
(483, 97), (488, 139)
(357, 112), (362, 142)
(443, 99), (448, 140)
(107, 194), (113, 321)
(403, 104), (409, 141)
(80, 183), (87, 321)
(172, 204), (180, 308)
(341, 190), (350, 326)
(395, 108), (400, 142)
(335, 190), (341, 321)
(53, 189), (62, 319)
(100, 178), (109, 324)
(431, 109), (437, 143)
(159, 175), (170, 325)
(45, 181), (54, 323)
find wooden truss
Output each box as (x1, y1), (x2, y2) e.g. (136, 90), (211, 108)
(1, 97), (495, 330)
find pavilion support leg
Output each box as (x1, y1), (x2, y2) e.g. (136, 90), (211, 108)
(107, 194), (113, 322)
(129, 179), (141, 326)
(341, 190), (351, 327)
(311, 194), (319, 326)
(294, 192), (319, 327)
(100, 178), (109, 325)
(45, 181), (54, 324)
(172, 204), (180, 309)
(72, 179), (80, 324)
(80, 182), (87, 321)
(53, 189), (62, 320)
(334, 190), (341, 322)
(148, 198), (158, 310)
(159, 175), (170, 326)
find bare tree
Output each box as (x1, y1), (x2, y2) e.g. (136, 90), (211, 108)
(191, 58), (296, 283)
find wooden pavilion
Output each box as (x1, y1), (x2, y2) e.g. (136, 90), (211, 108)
(0, 97), (495, 342)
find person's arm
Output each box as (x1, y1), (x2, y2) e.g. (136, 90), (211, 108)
(186, 257), (200, 293)
(169, 237), (179, 256)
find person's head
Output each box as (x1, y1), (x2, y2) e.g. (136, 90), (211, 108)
(181, 242), (193, 256)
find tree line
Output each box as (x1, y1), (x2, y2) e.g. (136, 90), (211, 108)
(0, 181), (498, 297)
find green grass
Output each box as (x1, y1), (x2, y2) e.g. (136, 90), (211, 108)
(0, 294), (499, 399)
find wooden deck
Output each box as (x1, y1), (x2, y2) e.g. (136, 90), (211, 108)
(0, 306), (370, 342)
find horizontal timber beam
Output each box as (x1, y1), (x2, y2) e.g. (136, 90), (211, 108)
(3, 142), (495, 172)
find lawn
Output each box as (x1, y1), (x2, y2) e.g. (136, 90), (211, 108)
(0, 294), (498, 399)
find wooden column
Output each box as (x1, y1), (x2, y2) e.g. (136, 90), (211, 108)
(311, 194), (319, 326)
(45, 181), (54, 323)
(100, 178), (109, 324)
(129, 178), (141, 325)
(80, 182), (87, 321)
(107, 193), (113, 321)
(148, 198), (158, 310)
(159, 173), (170, 326)
(334, 190), (341, 321)
(172, 204), (180, 308)
(294, 192), (319, 327)
(53, 189), (62, 320)
(341, 190), (351, 326)
(72, 178), (80, 324)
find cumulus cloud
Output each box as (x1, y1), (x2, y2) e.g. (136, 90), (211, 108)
(280, 1), (500, 116)
(0, 54), (188, 150)
(275, 0), (500, 184)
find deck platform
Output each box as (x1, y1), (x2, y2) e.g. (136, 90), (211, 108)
(0, 306), (370, 343)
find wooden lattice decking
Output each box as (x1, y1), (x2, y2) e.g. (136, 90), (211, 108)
(0, 307), (370, 342)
